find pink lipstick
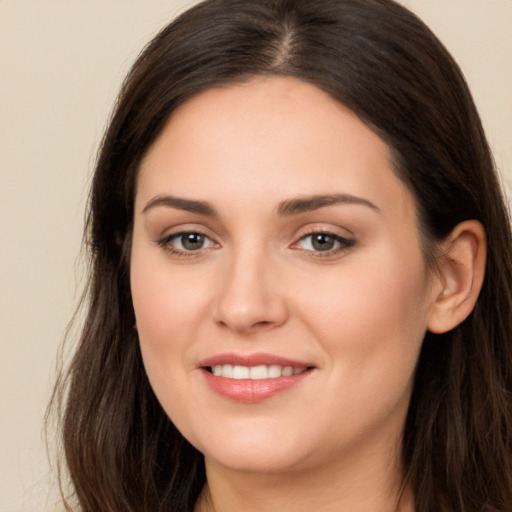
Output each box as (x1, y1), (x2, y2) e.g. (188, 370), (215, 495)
(198, 353), (314, 403)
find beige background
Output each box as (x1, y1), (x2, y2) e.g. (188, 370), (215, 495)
(1, 1), (511, 510)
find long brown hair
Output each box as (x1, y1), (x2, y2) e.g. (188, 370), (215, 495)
(48, 0), (512, 510)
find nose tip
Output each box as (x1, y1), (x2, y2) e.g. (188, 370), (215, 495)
(213, 257), (288, 334)
(216, 302), (282, 333)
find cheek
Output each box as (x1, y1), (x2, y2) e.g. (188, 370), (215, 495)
(130, 243), (211, 384)
(298, 251), (430, 438)
(295, 246), (431, 368)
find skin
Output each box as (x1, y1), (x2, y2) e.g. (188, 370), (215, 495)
(130, 76), (480, 512)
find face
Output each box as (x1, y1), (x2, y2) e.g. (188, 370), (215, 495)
(130, 77), (439, 475)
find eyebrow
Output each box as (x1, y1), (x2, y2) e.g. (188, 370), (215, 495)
(277, 194), (379, 215)
(142, 195), (217, 216)
(141, 193), (379, 217)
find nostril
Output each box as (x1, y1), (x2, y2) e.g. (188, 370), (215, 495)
(255, 320), (272, 327)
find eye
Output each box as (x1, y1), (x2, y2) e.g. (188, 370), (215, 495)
(294, 231), (355, 254)
(158, 231), (216, 254)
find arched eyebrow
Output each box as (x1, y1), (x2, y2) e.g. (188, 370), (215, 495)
(277, 194), (379, 215)
(142, 195), (217, 216)
(142, 193), (379, 217)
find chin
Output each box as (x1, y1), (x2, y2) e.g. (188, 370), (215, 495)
(204, 446), (309, 474)
(192, 422), (315, 474)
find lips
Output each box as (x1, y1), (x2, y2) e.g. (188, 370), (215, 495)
(198, 353), (314, 403)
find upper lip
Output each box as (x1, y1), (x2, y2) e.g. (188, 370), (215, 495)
(198, 352), (314, 369)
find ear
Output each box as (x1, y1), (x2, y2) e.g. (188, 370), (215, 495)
(427, 220), (487, 334)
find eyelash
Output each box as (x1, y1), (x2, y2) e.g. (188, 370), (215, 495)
(293, 231), (356, 257)
(157, 231), (217, 257)
(157, 230), (356, 258)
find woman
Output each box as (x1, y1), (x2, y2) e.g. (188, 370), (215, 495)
(49, 0), (512, 511)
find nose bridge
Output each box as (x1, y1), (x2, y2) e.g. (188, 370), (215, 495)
(214, 238), (288, 333)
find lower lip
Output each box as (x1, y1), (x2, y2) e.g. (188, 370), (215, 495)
(202, 369), (312, 403)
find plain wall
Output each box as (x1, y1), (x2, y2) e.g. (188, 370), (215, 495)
(1, 1), (510, 510)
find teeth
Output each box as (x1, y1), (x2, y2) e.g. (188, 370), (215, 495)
(281, 366), (293, 376)
(233, 365), (250, 379)
(211, 364), (306, 379)
(268, 365), (281, 378)
(249, 365), (267, 379)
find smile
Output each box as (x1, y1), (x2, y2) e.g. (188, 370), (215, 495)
(199, 353), (314, 403)
(210, 364), (307, 379)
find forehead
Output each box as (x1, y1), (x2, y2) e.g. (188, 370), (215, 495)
(136, 76), (413, 220)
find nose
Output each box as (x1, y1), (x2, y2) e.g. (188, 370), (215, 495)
(213, 246), (289, 334)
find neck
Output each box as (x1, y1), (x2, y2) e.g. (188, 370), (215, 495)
(195, 438), (414, 512)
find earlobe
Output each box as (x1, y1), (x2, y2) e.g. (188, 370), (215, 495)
(427, 220), (487, 334)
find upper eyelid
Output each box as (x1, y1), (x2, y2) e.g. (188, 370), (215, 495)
(292, 223), (356, 240)
(156, 224), (218, 241)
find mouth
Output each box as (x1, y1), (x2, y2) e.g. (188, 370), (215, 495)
(206, 364), (308, 379)
(198, 353), (315, 403)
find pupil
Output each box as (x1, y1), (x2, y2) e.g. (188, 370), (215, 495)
(312, 234), (335, 251)
(182, 233), (204, 250)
